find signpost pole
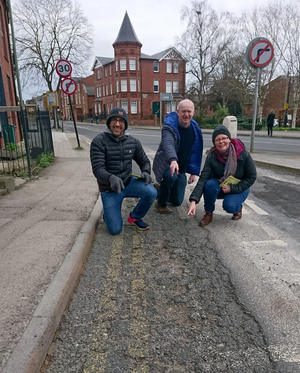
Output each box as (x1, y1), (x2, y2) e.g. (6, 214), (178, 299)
(250, 67), (260, 153)
(68, 95), (81, 148)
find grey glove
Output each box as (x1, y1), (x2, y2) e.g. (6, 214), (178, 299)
(109, 175), (125, 193)
(140, 172), (152, 185)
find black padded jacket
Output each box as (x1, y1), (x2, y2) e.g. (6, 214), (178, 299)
(90, 129), (151, 193)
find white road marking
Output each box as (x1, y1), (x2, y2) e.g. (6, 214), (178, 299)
(245, 199), (269, 215)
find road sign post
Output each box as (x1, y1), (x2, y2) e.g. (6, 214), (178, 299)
(56, 60), (81, 148)
(246, 38), (274, 152)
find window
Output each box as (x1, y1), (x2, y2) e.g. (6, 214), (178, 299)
(115, 60), (118, 72)
(166, 81), (172, 93)
(109, 65), (112, 75)
(111, 102), (113, 111)
(0, 9), (7, 58)
(121, 79), (127, 92)
(130, 79), (136, 92)
(97, 69), (101, 80)
(116, 80), (119, 93)
(98, 104), (101, 113)
(167, 103), (171, 114)
(131, 100), (137, 114)
(102, 85), (105, 96)
(153, 61), (159, 72)
(129, 59), (136, 71)
(173, 62), (179, 73)
(122, 100), (128, 113)
(120, 58), (126, 71)
(167, 61), (172, 73)
(105, 67), (107, 77)
(154, 80), (159, 92)
(172, 102), (176, 112)
(110, 83), (112, 95)
(173, 81), (179, 93)
(106, 85), (108, 95)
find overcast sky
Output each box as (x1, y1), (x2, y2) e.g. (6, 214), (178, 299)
(87, 0), (266, 70)
(10, 0), (270, 98)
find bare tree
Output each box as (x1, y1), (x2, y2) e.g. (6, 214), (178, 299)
(263, 0), (300, 128)
(238, 4), (283, 124)
(210, 50), (256, 114)
(13, 0), (93, 95)
(176, 0), (237, 109)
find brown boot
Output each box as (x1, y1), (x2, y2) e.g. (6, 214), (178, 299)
(232, 207), (242, 220)
(199, 211), (213, 227)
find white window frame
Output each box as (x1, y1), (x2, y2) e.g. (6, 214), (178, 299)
(153, 61), (159, 72)
(122, 100), (128, 113)
(115, 60), (118, 72)
(129, 58), (136, 71)
(131, 100), (137, 114)
(109, 65), (112, 75)
(121, 79), (127, 92)
(130, 79), (136, 92)
(166, 81), (172, 93)
(167, 61), (172, 73)
(110, 83), (112, 95)
(120, 58), (126, 71)
(116, 80), (119, 93)
(173, 62), (179, 73)
(173, 81), (179, 93)
(154, 80), (159, 93)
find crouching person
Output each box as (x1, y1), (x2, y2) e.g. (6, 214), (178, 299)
(90, 107), (157, 235)
(187, 125), (257, 226)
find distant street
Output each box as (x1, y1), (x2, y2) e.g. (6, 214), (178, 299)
(61, 122), (300, 154)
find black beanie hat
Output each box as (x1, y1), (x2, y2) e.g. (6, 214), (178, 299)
(212, 125), (231, 144)
(106, 107), (128, 130)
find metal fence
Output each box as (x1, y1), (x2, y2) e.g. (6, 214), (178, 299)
(0, 107), (54, 176)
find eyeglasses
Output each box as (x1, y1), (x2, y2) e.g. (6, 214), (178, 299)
(215, 136), (229, 143)
(111, 118), (125, 125)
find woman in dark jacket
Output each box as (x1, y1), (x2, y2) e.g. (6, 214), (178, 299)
(187, 125), (257, 227)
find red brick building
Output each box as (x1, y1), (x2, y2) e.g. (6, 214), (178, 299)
(263, 76), (300, 125)
(58, 74), (95, 121)
(92, 12), (186, 125)
(0, 0), (20, 149)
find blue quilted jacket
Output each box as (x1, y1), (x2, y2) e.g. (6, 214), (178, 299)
(153, 112), (203, 183)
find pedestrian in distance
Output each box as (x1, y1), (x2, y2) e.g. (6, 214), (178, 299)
(90, 107), (157, 235)
(153, 99), (203, 214)
(187, 125), (257, 227)
(267, 109), (275, 136)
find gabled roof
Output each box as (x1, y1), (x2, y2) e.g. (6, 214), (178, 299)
(91, 56), (114, 71)
(113, 11), (142, 46)
(140, 47), (187, 61)
(84, 86), (95, 96)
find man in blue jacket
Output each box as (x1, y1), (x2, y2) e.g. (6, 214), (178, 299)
(153, 99), (203, 214)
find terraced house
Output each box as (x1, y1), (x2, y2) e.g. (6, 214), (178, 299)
(0, 0), (20, 149)
(92, 11), (186, 125)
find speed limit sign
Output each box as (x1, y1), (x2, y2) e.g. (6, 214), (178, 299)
(56, 59), (72, 78)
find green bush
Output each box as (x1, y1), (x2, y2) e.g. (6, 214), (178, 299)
(37, 152), (54, 168)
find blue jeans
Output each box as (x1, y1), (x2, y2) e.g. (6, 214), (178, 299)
(101, 177), (157, 235)
(203, 178), (250, 214)
(157, 168), (187, 207)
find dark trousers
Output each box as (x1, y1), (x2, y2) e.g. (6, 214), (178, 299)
(267, 125), (273, 136)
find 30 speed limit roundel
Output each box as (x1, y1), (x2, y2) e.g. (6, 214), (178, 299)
(56, 59), (72, 78)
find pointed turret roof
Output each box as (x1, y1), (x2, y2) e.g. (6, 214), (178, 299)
(113, 11), (142, 47)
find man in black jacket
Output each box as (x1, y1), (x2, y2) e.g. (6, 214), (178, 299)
(90, 108), (157, 235)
